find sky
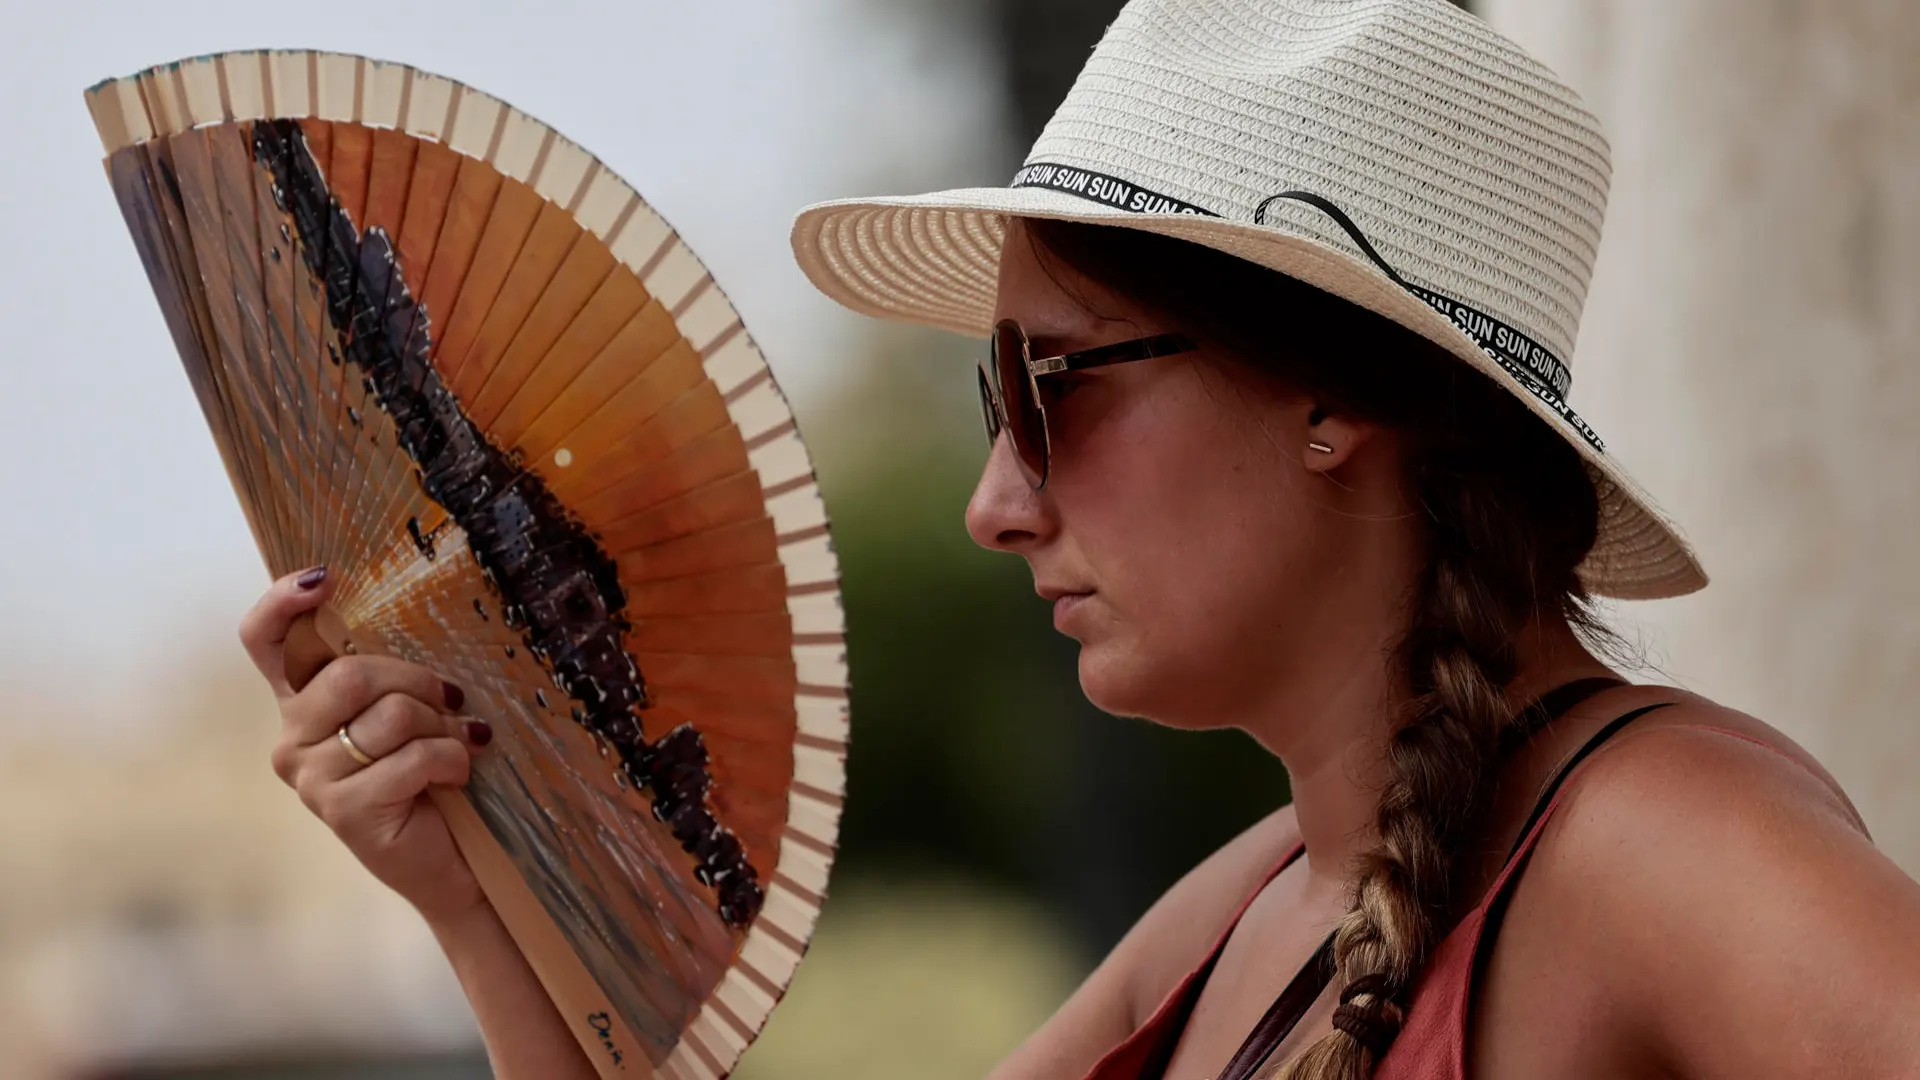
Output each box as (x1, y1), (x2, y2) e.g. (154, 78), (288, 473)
(0, 0), (1008, 714)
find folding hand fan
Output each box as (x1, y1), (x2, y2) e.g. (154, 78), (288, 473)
(85, 51), (846, 1078)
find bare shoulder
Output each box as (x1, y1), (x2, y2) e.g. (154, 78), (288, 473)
(1117, 802), (1303, 1020)
(1520, 688), (1920, 1078)
(1557, 687), (1867, 835)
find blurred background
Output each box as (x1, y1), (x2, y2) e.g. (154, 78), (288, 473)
(0, 0), (1913, 1077)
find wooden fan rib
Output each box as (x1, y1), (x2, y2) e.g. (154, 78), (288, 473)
(679, 1018), (735, 1079)
(749, 434), (815, 506)
(793, 643), (847, 692)
(764, 482), (827, 541)
(571, 167), (637, 238)
(623, 613), (792, 658)
(694, 999), (755, 1060)
(607, 198), (673, 277)
(313, 121), (413, 578)
(86, 78), (150, 154)
(786, 789), (843, 853)
(363, 126), (417, 239)
(698, 771), (792, 852)
(395, 140), (463, 294)
(634, 653), (795, 706)
(361, 59), (407, 128)
(110, 145), (278, 567)
(431, 179), (542, 386)
(350, 125), (462, 568)
(794, 693), (849, 745)
(313, 52), (356, 122)
(613, 515), (775, 584)
(169, 128), (307, 572)
(713, 971), (777, 1040)
(723, 378), (793, 447)
(489, 108), (548, 183)
(640, 241), (706, 314)
(446, 199), (583, 405)
(563, 389), (744, 516)
(643, 697), (793, 753)
(598, 470), (766, 557)
(531, 135), (594, 210)
(787, 589), (842, 636)
(747, 919), (808, 977)
(403, 71), (455, 142)
(673, 286), (740, 357)
(776, 531), (837, 591)
(265, 52), (309, 118)
(776, 829), (834, 896)
(284, 120), (362, 571)
(485, 271), (650, 448)
(331, 124), (422, 553)
(659, 1049), (712, 1080)
(780, 816), (838, 858)
(792, 745), (845, 806)
(241, 126), (333, 570)
(737, 930), (802, 998)
(625, 563), (786, 619)
(464, 234), (618, 428)
(219, 53), (265, 121)
(415, 155), (501, 351)
(176, 57), (223, 122)
(519, 337), (709, 469)
(328, 122), (373, 229)
(444, 86), (503, 159)
(302, 118), (334, 176)
(395, 62), (417, 130)
(757, 884), (821, 956)
(133, 68), (178, 136)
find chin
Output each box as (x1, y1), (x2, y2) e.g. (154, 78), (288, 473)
(1075, 641), (1171, 724)
(1075, 637), (1231, 731)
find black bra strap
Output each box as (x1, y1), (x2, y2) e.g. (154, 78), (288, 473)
(1211, 933), (1337, 1080)
(1503, 700), (1675, 865)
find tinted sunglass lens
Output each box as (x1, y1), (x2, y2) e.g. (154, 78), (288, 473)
(993, 321), (1048, 486)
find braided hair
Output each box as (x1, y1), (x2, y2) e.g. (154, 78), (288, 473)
(1021, 218), (1612, 1078)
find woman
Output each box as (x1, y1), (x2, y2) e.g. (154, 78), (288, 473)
(240, 0), (1920, 1076)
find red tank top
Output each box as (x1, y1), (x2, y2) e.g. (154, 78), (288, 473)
(1081, 712), (1797, 1080)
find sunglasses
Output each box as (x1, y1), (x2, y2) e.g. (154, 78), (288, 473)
(976, 318), (1198, 489)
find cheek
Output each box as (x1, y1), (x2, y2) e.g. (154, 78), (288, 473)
(1051, 378), (1313, 718)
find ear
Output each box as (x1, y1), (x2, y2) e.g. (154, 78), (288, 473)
(1302, 404), (1372, 473)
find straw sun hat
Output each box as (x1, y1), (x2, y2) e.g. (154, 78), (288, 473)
(792, 0), (1706, 601)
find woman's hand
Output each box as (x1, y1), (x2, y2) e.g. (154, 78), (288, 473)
(240, 566), (598, 1078)
(240, 565), (492, 925)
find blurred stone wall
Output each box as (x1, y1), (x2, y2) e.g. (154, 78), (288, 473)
(1479, 1), (1920, 869)
(0, 668), (480, 1079)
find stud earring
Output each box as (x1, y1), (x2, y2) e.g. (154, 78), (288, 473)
(1308, 441), (1335, 454)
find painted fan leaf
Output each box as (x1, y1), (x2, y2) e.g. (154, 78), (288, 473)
(86, 51), (847, 1080)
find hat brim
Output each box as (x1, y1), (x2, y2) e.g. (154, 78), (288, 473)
(791, 186), (1705, 601)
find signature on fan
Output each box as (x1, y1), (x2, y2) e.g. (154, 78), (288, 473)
(587, 1011), (626, 1067)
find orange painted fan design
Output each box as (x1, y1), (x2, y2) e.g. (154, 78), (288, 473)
(86, 50), (847, 1079)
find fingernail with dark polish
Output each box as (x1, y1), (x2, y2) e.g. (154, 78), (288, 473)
(297, 566), (328, 590)
(443, 680), (466, 712)
(465, 720), (493, 747)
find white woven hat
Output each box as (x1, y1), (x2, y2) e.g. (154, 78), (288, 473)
(791, 0), (1705, 600)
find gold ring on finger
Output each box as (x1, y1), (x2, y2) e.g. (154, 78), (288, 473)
(338, 723), (378, 767)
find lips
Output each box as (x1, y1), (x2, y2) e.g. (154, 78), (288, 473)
(1037, 584), (1094, 632)
(1036, 584), (1092, 603)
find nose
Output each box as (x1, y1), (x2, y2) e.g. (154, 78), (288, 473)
(965, 434), (1054, 554)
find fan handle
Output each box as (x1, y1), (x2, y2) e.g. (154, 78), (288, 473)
(276, 610), (654, 1078)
